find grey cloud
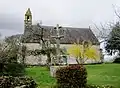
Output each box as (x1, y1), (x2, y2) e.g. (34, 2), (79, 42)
(0, 13), (23, 31)
(0, 0), (120, 37)
(0, 13), (24, 38)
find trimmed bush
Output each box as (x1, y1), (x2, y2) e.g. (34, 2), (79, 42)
(0, 62), (25, 76)
(113, 57), (120, 63)
(56, 65), (87, 88)
(0, 76), (37, 88)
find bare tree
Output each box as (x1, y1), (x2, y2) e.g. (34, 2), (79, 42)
(94, 5), (120, 42)
(23, 22), (60, 66)
(90, 5), (120, 63)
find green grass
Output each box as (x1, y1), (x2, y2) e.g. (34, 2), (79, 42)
(25, 67), (56, 88)
(25, 64), (120, 88)
(86, 64), (120, 88)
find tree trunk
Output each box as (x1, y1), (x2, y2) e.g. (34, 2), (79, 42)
(0, 63), (3, 74)
(46, 53), (51, 70)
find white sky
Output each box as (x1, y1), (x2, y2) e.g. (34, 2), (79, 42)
(0, 0), (120, 38)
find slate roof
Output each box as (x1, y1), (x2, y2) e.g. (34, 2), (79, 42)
(22, 25), (99, 45)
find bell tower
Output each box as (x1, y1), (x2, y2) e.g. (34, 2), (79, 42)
(23, 8), (32, 42)
(24, 8), (32, 26)
(24, 8), (32, 25)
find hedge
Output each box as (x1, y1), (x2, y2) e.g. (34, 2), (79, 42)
(56, 65), (87, 88)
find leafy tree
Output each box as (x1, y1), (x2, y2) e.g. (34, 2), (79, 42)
(105, 22), (120, 55)
(0, 38), (19, 63)
(0, 36), (25, 76)
(67, 41), (99, 64)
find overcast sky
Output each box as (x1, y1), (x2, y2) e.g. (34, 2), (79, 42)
(0, 0), (120, 38)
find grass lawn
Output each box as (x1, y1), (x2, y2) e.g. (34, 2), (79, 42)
(25, 64), (120, 88)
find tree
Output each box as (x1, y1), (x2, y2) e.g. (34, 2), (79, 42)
(94, 6), (120, 56)
(67, 41), (99, 64)
(23, 22), (53, 65)
(24, 23), (64, 66)
(105, 22), (120, 55)
(33, 47), (57, 65)
(0, 36), (25, 76)
(0, 37), (19, 63)
(3, 35), (27, 63)
(21, 45), (27, 64)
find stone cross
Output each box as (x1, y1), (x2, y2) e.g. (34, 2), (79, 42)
(52, 24), (64, 64)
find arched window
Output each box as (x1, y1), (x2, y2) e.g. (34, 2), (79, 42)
(27, 16), (29, 20)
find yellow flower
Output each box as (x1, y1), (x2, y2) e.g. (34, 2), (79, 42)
(67, 42), (100, 64)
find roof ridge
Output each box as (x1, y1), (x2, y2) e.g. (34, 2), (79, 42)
(33, 24), (89, 29)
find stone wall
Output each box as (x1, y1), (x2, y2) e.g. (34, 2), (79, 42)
(22, 43), (100, 65)
(25, 55), (47, 65)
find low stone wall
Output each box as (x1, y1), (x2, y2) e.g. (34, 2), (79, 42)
(50, 66), (67, 77)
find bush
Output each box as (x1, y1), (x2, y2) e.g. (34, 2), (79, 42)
(0, 76), (37, 88)
(86, 84), (114, 88)
(55, 65), (87, 88)
(0, 62), (25, 76)
(52, 84), (114, 88)
(113, 57), (120, 63)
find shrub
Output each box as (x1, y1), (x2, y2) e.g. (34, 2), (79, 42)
(52, 84), (114, 88)
(56, 65), (87, 88)
(0, 62), (25, 76)
(113, 57), (120, 63)
(86, 84), (114, 88)
(0, 76), (37, 88)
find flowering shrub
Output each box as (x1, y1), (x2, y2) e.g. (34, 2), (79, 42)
(56, 65), (87, 88)
(0, 76), (37, 88)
